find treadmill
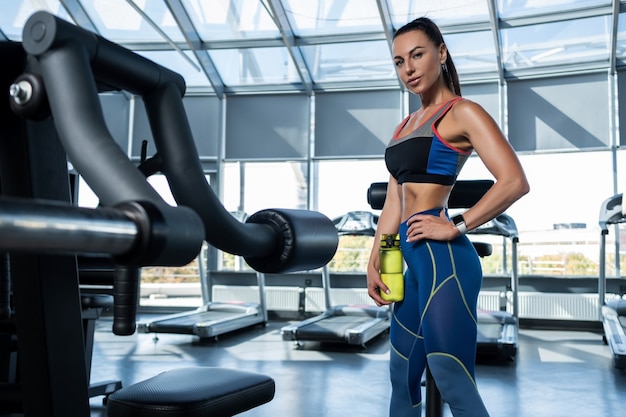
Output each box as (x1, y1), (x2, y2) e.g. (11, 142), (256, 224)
(470, 214), (519, 361)
(281, 211), (391, 347)
(598, 193), (626, 369)
(138, 213), (268, 340)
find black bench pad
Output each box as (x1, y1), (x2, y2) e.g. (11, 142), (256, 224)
(107, 367), (275, 417)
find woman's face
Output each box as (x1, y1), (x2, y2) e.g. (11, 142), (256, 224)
(392, 30), (446, 95)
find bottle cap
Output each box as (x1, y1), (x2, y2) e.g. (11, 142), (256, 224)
(380, 233), (400, 248)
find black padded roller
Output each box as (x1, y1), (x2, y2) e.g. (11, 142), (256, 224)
(367, 182), (388, 210)
(367, 180), (495, 210)
(448, 180), (494, 208)
(243, 209), (339, 274)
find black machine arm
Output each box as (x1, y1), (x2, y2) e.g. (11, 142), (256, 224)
(17, 11), (338, 273)
(0, 197), (205, 335)
(0, 197), (203, 266)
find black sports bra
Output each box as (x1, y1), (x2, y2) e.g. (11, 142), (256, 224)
(385, 97), (470, 185)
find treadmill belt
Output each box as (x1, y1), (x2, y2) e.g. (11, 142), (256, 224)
(477, 322), (504, 340)
(147, 311), (246, 334)
(297, 315), (373, 340)
(476, 310), (518, 360)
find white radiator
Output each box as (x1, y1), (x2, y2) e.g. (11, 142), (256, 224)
(212, 285), (299, 311)
(305, 288), (376, 311)
(480, 291), (602, 321)
(264, 286), (301, 311)
(212, 286), (377, 312)
(478, 291), (505, 311)
(518, 292), (600, 321)
(205, 286), (605, 321)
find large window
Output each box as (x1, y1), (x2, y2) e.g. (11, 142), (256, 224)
(316, 159), (389, 219)
(222, 160), (309, 213)
(461, 150), (618, 277)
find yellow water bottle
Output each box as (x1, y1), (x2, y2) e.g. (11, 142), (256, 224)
(379, 233), (404, 302)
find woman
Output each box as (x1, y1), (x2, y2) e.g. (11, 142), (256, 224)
(367, 17), (529, 417)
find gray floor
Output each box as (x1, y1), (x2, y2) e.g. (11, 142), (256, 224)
(89, 316), (625, 417)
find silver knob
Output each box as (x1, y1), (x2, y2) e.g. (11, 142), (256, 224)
(9, 80), (33, 105)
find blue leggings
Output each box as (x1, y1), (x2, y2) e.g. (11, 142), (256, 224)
(389, 208), (490, 417)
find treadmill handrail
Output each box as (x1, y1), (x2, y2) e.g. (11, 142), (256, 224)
(333, 211), (378, 236)
(599, 193), (624, 231)
(469, 213), (519, 240)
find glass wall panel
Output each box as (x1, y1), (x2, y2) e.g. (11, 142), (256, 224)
(225, 94), (309, 160)
(444, 31), (498, 76)
(507, 72), (610, 151)
(222, 161), (309, 214)
(500, 16), (610, 71)
(209, 47), (301, 86)
(316, 159), (389, 220)
(497, 0), (610, 19)
(388, 0), (490, 27)
(615, 12), (626, 62)
(183, 0), (279, 40)
(315, 90), (401, 158)
(616, 69), (626, 147)
(461, 150), (615, 277)
(283, 0), (383, 36)
(81, 0), (185, 42)
(300, 41), (395, 84)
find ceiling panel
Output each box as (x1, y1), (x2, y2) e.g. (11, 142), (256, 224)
(300, 40), (394, 84)
(81, 0), (186, 42)
(182, 0), (280, 40)
(500, 15), (610, 71)
(208, 46), (300, 86)
(387, 0), (490, 27)
(283, 0), (383, 37)
(0, 0), (623, 93)
(497, 0), (611, 19)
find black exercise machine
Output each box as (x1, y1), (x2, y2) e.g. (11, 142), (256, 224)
(1, 11), (338, 417)
(598, 193), (626, 369)
(466, 215), (519, 361)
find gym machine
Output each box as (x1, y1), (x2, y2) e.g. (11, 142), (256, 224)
(598, 193), (626, 369)
(0, 11), (338, 417)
